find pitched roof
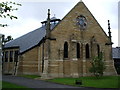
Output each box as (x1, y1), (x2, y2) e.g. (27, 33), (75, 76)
(4, 24), (57, 53)
(112, 47), (120, 59)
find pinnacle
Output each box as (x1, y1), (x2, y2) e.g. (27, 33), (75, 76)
(80, 0), (83, 2)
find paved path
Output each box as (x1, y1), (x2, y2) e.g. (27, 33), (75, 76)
(2, 75), (118, 90)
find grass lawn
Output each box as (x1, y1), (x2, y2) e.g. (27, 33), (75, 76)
(18, 75), (41, 79)
(47, 76), (120, 88)
(2, 81), (28, 88)
(2, 81), (34, 90)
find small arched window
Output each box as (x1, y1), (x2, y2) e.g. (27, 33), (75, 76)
(64, 42), (68, 58)
(86, 44), (90, 58)
(97, 44), (100, 57)
(77, 43), (80, 58)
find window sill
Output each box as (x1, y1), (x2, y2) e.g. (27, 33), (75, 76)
(63, 58), (69, 60)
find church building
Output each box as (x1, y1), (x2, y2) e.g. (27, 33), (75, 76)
(2, 1), (117, 78)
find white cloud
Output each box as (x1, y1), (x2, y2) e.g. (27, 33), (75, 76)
(0, 19), (41, 39)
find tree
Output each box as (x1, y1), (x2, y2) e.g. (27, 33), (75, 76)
(89, 52), (106, 77)
(0, 1), (21, 27)
(2, 35), (13, 45)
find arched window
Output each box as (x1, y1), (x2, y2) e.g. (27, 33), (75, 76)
(97, 44), (100, 57)
(86, 44), (90, 58)
(14, 50), (19, 62)
(5, 51), (8, 62)
(10, 51), (13, 62)
(77, 43), (80, 58)
(64, 42), (68, 58)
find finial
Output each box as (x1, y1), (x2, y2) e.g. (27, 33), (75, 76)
(108, 20), (112, 44)
(48, 9), (50, 13)
(80, 0), (82, 2)
(108, 20), (111, 30)
(48, 9), (50, 16)
(54, 14), (56, 17)
(105, 20), (113, 45)
(47, 9), (50, 20)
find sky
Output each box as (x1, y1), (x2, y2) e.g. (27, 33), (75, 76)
(0, 0), (119, 47)
(118, 1), (120, 46)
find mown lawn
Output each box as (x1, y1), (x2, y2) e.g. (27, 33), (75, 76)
(2, 81), (34, 90)
(2, 81), (28, 88)
(47, 76), (120, 88)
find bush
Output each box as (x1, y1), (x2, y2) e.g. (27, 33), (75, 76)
(89, 52), (106, 77)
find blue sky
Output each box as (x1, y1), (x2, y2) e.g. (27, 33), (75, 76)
(0, 0), (119, 47)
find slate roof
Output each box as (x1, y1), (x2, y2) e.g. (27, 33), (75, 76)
(112, 47), (120, 59)
(4, 23), (57, 54)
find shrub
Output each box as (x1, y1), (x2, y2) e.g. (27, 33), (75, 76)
(89, 52), (106, 77)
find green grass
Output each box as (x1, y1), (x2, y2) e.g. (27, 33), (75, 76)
(47, 76), (120, 88)
(2, 81), (28, 88)
(2, 81), (34, 90)
(0, 81), (2, 89)
(18, 75), (41, 79)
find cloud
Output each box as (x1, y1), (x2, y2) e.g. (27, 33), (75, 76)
(0, 19), (41, 39)
(0, 0), (118, 47)
(112, 29), (118, 47)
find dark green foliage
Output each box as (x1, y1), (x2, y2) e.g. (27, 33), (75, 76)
(0, 1), (21, 27)
(2, 35), (13, 45)
(89, 52), (106, 77)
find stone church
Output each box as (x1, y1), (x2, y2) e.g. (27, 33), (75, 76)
(2, 1), (116, 78)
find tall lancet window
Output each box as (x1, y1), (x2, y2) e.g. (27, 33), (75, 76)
(97, 44), (100, 57)
(5, 51), (8, 62)
(77, 43), (80, 58)
(10, 51), (13, 62)
(64, 42), (68, 58)
(86, 44), (90, 58)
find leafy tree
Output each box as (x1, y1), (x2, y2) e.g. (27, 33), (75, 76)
(0, 1), (21, 27)
(89, 52), (106, 77)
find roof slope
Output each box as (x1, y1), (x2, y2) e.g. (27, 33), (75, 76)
(112, 47), (120, 59)
(4, 24), (57, 53)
